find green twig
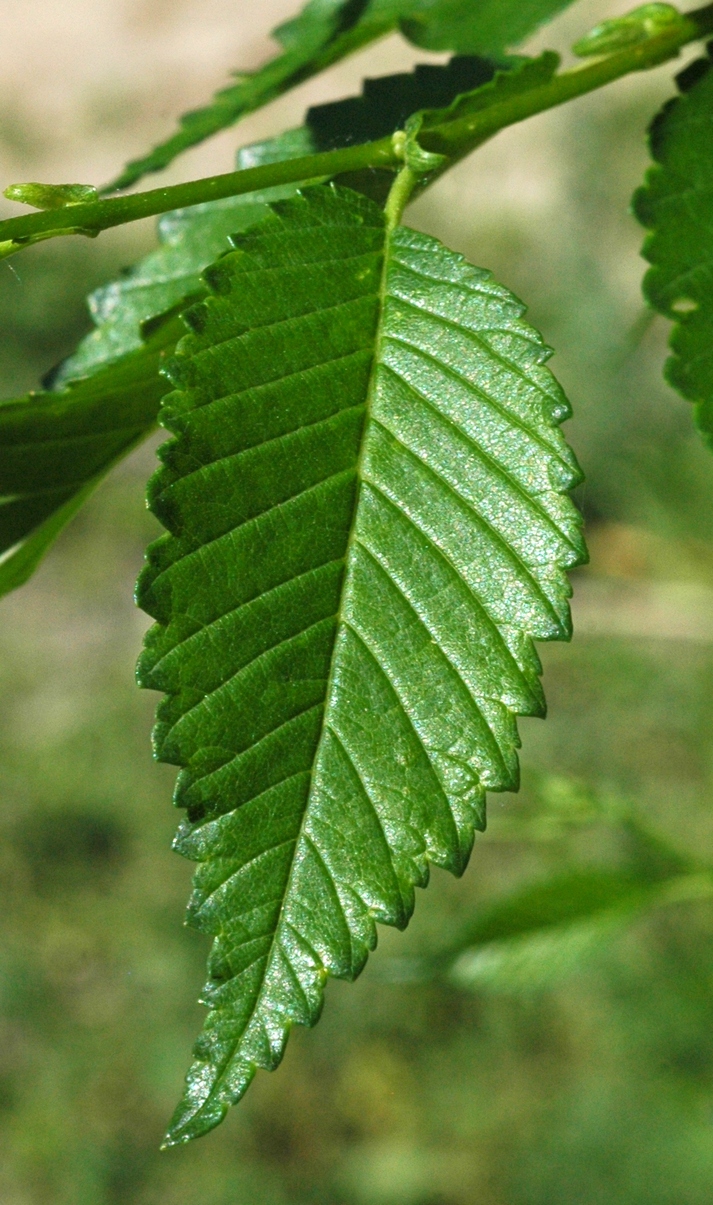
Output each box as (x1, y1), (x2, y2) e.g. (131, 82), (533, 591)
(422, 5), (713, 159)
(0, 141), (398, 260)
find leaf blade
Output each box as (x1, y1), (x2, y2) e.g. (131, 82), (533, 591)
(106, 0), (578, 191)
(55, 193), (289, 386)
(136, 184), (585, 1144)
(0, 192), (296, 597)
(0, 317), (182, 599)
(634, 49), (713, 447)
(401, 0), (577, 54)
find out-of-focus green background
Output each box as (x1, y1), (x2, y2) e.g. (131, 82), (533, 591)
(2, 2), (713, 1201)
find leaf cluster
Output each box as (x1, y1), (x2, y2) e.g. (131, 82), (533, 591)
(3, 0), (713, 1151)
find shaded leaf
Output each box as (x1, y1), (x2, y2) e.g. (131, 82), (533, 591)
(0, 314), (182, 597)
(241, 55), (510, 203)
(105, 0), (398, 191)
(137, 183), (585, 1143)
(634, 49), (713, 446)
(240, 55), (554, 208)
(450, 870), (713, 993)
(107, 0), (576, 191)
(415, 52), (561, 158)
(306, 55), (503, 149)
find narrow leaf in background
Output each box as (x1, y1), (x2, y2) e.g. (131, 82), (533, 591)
(137, 183), (586, 1144)
(449, 870), (713, 993)
(634, 47), (713, 447)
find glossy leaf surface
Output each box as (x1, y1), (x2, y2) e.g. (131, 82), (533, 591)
(137, 184), (585, 1143)
(634, 50), (713, 446)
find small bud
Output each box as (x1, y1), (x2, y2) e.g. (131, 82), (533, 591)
(3, 182), (98, 210)
(573, 3), (685, 58)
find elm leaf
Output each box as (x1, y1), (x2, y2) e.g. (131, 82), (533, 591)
(136, 183), (586, 1145)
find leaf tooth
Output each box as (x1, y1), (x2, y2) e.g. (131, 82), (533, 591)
(139, 468), (358, 628)
(150, 408), (364, 543)
(191, 841), (296, 933)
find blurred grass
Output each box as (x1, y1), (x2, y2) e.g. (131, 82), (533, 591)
(2, 4), (713, 1202)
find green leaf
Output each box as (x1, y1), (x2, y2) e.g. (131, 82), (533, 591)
(401, 0), (577, 55)
(55, 193), (293, 388)
(243, 55), (555, 207)
(443, 793), (701, 993)
(0, 482), (99, 595)
(634, 49), (713, 447)
(449, 868), (713, 993)
(456, 870), (670, 949)
(240, 55), (509, 204)
(385, 791), (696, 985)
(0, 191), (289, 596)
(106, 0), (576, 191)
(0, 314), (181, 598)
(105, 0), (395, 191)
(137, 183), (585, 1144)
(413, 52), (561, 159)
(305, 55), (503, 150)
(449, 910), (638, 992)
